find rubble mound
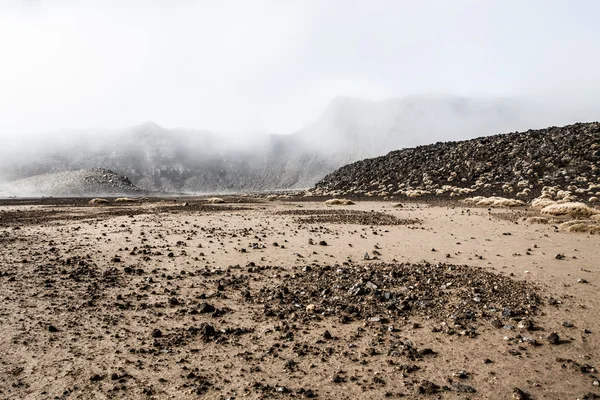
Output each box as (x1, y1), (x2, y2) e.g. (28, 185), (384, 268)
(314, 122), (600, 201)
(275, 209), (419, 225)
(0, 168), (145, 197)
(257, 262), (543, 329)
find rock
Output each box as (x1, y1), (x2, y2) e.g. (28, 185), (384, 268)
(452, 383), (476, 393)
(151, 329), (162, 338)
(48, 325), (58, 333)
(323, 330), (333, 340)
(417, 380), (440, 395)
(319, 240), (328, 246)
(452, 370), (468, 379)
(512, 387), (528, 400)
(198, 303), (215, 313)
(582, 393), (600, 400)
(547, 332), (560, 345)
(491, 319), (503, 328)
(517, 319), (533, 330)
(200, 323), (216, 339)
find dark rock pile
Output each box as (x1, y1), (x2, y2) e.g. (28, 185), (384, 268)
(256, 261), (543, 330)
(314, 122), (600, 201)
(275, 209), (419, 225)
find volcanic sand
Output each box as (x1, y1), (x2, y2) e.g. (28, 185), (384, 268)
(0, 199), (598, 399)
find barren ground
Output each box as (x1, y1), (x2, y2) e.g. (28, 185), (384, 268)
(0, 198), (598, 399)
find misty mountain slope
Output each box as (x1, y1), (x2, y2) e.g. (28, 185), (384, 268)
(298, 95), (569, 153)
(1, 95), (595, 194)
(0, 168), (145, 197)
(314, 122), (600, 201)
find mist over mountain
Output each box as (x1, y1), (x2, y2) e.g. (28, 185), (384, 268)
(0, 94), (595, 195)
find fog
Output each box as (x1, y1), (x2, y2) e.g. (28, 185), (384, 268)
(1, 1), (599, 195)
(2, 0), (600, 137)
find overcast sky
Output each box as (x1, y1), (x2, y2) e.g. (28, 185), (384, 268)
(1, 0), (599, 136)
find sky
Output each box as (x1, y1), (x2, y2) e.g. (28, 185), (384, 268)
(1, 0), (599, 136)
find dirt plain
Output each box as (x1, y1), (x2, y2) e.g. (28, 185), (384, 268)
(0, 197), (599, 400)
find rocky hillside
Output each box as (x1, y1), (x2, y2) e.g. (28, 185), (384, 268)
(0, 168), (146, 197)
(2, 95), (593, 194)
(313, 122), (600, 202)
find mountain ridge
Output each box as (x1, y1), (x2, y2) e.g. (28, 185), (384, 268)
(1, 95), (597, 194)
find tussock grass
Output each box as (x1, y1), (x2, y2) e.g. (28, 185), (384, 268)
(325, 198), (355, 206)
(464, 196), (525, 207)
(531, 198), (557, 208)
(525, 216), (549, 224)
(560, 219), (600, 234)
(89, 198), (109, 205)
(541, 202), (598, 218)
(206, 197), (225, 204)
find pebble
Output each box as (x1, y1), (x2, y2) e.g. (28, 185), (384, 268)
(151, 329), (162, 338)
(546, 332), (560, 345)
(512, 387), (527, 400)
(517, 319), (533, 331)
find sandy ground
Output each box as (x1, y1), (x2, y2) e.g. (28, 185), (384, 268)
(0, 199), (599, 400)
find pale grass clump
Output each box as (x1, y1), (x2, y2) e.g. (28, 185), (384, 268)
(525, 216), (549, 224)
(559, 219), (600, 234)
(541, 202), (599, 218)
(206, 197), (225, 204)
(531, 198), (556, 208)
(89, 198), (110, 205)
(115, 197), (138, 203)
(463, 196), (525, 207)
(325, 198), (355, 206)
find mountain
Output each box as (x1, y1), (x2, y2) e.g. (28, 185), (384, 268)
(313, 122), (600, 201)
(0, 95), (595, 194)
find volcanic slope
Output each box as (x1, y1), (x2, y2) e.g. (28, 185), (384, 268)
(0, 168), (146, 197)
(314, 122), (600, 201)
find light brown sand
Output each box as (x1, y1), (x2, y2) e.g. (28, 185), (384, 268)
(0, 199), (598, 399)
